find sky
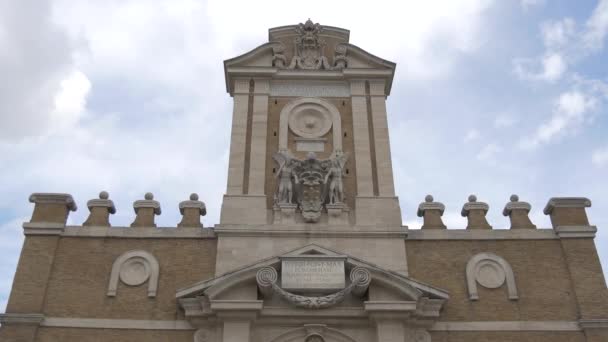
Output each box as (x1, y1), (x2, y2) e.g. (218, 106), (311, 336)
(1, 0), (608, 311)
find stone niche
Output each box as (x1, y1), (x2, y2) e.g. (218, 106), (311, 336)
(280, 97), (342, 155)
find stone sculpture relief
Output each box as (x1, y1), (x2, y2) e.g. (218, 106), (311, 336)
(466, 252), (518, 301)
(107, 250), (159, 298)
(273, 150), (348, 222)
(256, 266), (370, 310)
(272, 19), (348, 70)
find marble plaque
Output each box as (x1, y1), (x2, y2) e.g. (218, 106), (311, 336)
(281, 258), (345, 291)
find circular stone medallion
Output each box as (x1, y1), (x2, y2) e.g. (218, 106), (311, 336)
(475, 260), (506, 289)
(288, 103), (332, 139)
(119, 257), (150, 286)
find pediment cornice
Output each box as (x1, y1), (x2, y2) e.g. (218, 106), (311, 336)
(177, 244), (448, 326)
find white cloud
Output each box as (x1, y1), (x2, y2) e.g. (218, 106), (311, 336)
(0, 0), (74, 141)
(50, 70), (91, 132)
(513, 53), (567, 82)
(494, 114), (518, 128)
(521, 0), (545, 11)
(592, 146), (608, 167)
(583, 0), (608, 51)
(464, 129), (480, 142)
(519, 91), (596, 149)
(476, 143), (502, 162)
(541, 18), (576, 49)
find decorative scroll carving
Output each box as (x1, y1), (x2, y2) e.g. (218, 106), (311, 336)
(256, 266), (370, 310)
(466, 252), (518, 301)
(273, 151), (348, 222)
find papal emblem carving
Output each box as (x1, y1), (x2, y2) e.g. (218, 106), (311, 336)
(273, 151), (348, 222)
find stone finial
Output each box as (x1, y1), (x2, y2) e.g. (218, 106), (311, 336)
(502, 194), (536, 229)
(28, 193), (77, 224)
(543, 197), (592, 228)
(130, 192), (161, 228)
(417, 195), (446, 229)
(461, 194), (492, 229)
(178, 193), (207, 228)
(83, 191), (116, 227)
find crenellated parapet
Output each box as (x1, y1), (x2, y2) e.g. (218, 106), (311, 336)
(23, 191), (209, 235)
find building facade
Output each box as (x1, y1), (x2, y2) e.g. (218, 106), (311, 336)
(1, 20), (608, 342)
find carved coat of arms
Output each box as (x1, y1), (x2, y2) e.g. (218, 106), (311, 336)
(273, 150), (348, 222)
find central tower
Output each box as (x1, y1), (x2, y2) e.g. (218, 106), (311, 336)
(215, 20), (407, 276)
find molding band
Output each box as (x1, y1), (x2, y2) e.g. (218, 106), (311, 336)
(430, 321), (581, 331)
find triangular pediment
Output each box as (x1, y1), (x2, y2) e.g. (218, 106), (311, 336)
(176, 243), (448, 300)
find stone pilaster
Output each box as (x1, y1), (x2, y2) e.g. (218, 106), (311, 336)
(226, 78), (251, 195)
(417, 195), (446, 229)
(2, 194), (76, 341)
(83, 191), (115, 227)
(502, 194), (536, 229)
(461, 195), (492, 229)
(544, 197), (608, 326)
(130, 192), (161, 227)
(247, 79), (269, 195)
(178, 193), (206, 228)
(350, 80), (374, 197)
(368, 79), (395, 197)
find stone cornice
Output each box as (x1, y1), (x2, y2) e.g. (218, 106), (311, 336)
(407, 229), (559, 240)
(417, 202), (445, 217)
(22, 222), (65, 235)
(29, 193), (77, 211)
(554, 225), (597, 238)
(133, 199), (161, 214)
(543, 197), (591, 214)
(461, 202), (489, 216)
(87, 198), (116, 214)
(502, 201), (531, 216)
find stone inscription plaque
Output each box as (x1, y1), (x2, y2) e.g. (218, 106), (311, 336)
(281, 258), (345, 291)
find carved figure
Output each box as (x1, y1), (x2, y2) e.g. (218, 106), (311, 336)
(272, 43), (287, 68)
(273, 151), (299, 204)
(324, 151), (348, 204)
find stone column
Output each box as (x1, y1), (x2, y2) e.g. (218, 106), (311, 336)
(83, 191), (115, 226)
(178, 193), (206, 228)
(502, 194), (536, 229)
(461, 195), (492, 229)
(417, 195), (446, 229)
(368, 80), (395, 197)
(247, 78), (269, 195)
(544, 197), (608, 340)
(130, 192), (161, 227)
(1, 193), (76, 342)
(226, 78), (251, 195)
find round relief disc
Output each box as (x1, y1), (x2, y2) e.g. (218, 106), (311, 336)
(475, 261), (506, 289)
(288, 103), (332, 139)
(119, 258), (150, 286)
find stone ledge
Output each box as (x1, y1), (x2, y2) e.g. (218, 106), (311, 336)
(0, 313), (44, 325)
(407, 229), (558, 240)
(41, 317), (194, 330)
(543, 197), (591, 214)
(579, 319), (608, 329)
(214, 224), (407, 238)
(430, 321), (581, 331)
(22, 222), (65, 235)
(50, 226), (216, 239)
(554, 225), (597, 238)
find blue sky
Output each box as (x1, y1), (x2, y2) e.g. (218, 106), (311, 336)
(1, 0), (608, 311)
